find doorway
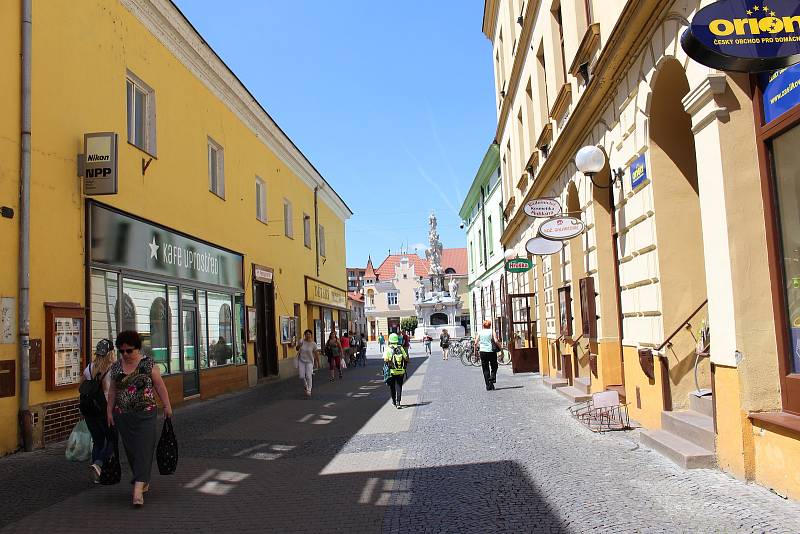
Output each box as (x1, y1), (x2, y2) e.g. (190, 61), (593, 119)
(181, 304), (200, 397)
(506, 292), (539, 373)
(254, 281), (278, 378)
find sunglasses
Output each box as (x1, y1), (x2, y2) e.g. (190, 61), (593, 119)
(120, 348), (137, 354)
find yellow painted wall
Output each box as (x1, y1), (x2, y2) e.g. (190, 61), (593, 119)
(594, 340), (622, 393)
(714, 364), (753, 481)
(752, 422), (800, 500)
(0, 1), (347, 454)
(622, 345), (663, 429)
(0, 0), (22, 455)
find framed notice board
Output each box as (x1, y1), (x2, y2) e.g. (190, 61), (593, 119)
(44, 303), (86, 391)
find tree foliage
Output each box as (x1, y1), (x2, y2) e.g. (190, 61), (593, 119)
(401, 317), (418, 333)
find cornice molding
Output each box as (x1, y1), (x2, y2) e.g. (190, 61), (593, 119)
(549, 83), (573, 121)
(120, 0), (352, 221)
(569, 23), (601, 77)
(482, 0), (500, 40)
(682, 73), (729, 134)
(499, 0), (674, 246)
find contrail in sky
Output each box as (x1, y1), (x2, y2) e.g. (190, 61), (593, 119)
(425, 101), (463, 201)
(403, 145), (459, 216)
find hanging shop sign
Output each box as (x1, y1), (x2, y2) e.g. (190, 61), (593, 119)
(253, 264), (274, 284)
(760, 62), (800, 122)
(538, 216), (586, 241)
(525, 237), (564, 256)
(82, 132), (118, 195)
(630, 153), (648, 190)
(681, 0), (800, 72)
(89, 202), (244, 289)
(523, 198), (562, 218)
(505, 257), (534, 273)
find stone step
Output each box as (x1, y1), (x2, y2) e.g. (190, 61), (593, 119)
(555, 385), (591, 403)
(640, 429), (716, 470)
(661, 410), (715, 451)
(690, 393), (714, 418)
(542, 376), (569, 389)
(574, 376), (591, 394)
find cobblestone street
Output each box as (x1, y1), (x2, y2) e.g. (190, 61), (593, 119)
(2, 344), (800, 533)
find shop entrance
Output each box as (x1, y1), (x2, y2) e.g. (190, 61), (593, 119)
(181, 304), (200, 397)
(254, 281), (278, 378)
(506, 293), (539, 373)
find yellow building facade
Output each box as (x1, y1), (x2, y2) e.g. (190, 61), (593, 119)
(484, 0), (800, 500)
(0, 0), (350, 455)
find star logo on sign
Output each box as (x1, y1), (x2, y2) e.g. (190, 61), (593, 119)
(148, 237), (159, 259)
(753, 5), (760, 10)
(747, 9), (753, 14)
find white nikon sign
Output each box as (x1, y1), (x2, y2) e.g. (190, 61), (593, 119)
(83, 132), (118, 195)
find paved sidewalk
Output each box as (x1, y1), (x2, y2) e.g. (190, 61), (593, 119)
(1, 344), (800, 533)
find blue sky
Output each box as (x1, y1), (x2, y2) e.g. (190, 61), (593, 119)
(174, 0), (496, 267)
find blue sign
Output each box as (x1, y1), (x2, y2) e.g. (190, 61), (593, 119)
(682, 0), (800, 72)
(629, 154), (647, 190)
(761, 62), (800, 123)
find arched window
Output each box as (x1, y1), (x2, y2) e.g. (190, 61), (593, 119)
(219, 303), (233, 344)
(150, 297), (169, 370)
(444, 268), (456, 274)
(430, 313), (448, 326)
(116, 293), (137, 332)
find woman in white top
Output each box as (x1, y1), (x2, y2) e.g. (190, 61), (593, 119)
(296, 329), (320, 397)
(80, 338), (115, 483)
(474, 320), (501, 391)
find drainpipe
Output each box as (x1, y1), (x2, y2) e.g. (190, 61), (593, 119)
(314, 185), (320, 277)
(480, 187), (488, 267)
(19, 0), (33, 451)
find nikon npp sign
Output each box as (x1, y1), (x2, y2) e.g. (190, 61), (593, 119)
(81, 132), (118, 195)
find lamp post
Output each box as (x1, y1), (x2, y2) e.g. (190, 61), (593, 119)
(575, 145), (625, 375)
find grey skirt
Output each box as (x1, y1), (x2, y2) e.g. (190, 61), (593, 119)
(114, 410), (158, 484)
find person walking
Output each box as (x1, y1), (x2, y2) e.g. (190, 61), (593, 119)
(106, 330), (173, 507)
(325, 331), (344, 381)
(401, 331), (411, 353)
(296, 329), (319, 397)
(378, 332), (385, 354)
(359, 333), (367, 366)
(474, 320), (501, 391)
(341, 332), (351, 366)
(80, 338), (115, 484)
(439, 329), (451, 360)
(423, 334), (432, 355)
(383, 333), (409, 408)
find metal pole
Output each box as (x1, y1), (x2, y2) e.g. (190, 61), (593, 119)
(19, 0), (33, 451)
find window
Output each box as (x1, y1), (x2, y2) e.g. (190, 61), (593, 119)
(126, 73), (156, 154)
(208, 292), (234, 366)
(469, 240), (474, 272)
(303, 214), (312, 248)
(283, 199), (293, 238)
(208, 138), (224, 198)
(255, 177), (267, 223)
(488, 216), (494, 254)
(319, 224), (326, 257)
(552, 2), (567, 84)
(388, 292), (398, 306)
(517, 109), (526, 173)
(478, 230), (483, 265)
(536, 43), (550, 126)
(90, 269), (118, 354)
(584, 0), (594, 26)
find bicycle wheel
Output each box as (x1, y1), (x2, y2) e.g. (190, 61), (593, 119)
(472, 353), (482, 367)
(499, 349), (512, 365)
(461, 348), (473, 366)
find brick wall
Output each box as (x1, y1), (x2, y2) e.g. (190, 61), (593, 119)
(42, 398), (81, 444)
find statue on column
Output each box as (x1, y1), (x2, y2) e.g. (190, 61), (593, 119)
(448, 277), (459, 300)
(426, 211), (444, 293)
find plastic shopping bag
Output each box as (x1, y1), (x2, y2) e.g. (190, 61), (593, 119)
(65, 420), (92, 462)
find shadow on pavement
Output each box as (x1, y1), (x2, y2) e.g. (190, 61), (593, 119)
(0, 354), (565, 533)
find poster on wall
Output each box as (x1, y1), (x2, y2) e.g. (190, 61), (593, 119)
(246, 306), (257, 342)
(280, 316), (297, 345)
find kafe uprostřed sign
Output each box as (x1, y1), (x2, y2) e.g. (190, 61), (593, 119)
(681, 0), (800, 72)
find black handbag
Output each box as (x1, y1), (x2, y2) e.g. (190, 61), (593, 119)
(99, 428), (121, 485)
(156, 417), (178, 475)
(491, 338), (501, 353)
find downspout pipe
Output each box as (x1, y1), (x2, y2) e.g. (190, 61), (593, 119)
(19, 0), (33, 452)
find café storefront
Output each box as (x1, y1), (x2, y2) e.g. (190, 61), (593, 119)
(87, 201), (247, 402)
(304, 276), (348, 346)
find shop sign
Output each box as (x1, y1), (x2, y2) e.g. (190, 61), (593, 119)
(305, 276), (347, 309)
(525, 237), (564, 256)
(253, 264), (274, 284)
(505, 258), (534, 273)
(761, 63), (800, 122)
(630, 154), (648, 190)
(538, 217), (586, 241)
(681, 0), (800, 72)
(89, 202), (244, 289)
(82, 132), (118, 195)
(523, 198), (562, 218)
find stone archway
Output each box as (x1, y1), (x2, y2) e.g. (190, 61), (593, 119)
(565, 180), (589, 379)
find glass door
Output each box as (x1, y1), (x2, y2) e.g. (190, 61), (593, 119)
(182, 305), (200, 397)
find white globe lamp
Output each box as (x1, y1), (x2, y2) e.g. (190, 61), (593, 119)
(503, 248), (517, 262)
(575, 145), (606, 176)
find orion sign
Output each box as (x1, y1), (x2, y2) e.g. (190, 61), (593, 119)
(681, 0), (800, 72)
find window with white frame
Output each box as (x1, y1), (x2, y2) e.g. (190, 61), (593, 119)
(208, 138), (224, 198)
(126, 73), (156, 154)
(303, 214), (311, 248)
(283, 199), (293, 238)
(255, 177), (267, 223)
(319, 224), (326, 257)
(388, 292), (398, 306)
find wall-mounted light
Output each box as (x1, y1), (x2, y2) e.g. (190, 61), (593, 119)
(1, 206), (13, 219)
(517, 15), (524, 25)
(504, 248), (518, 262)
(575, 145), (624, 188)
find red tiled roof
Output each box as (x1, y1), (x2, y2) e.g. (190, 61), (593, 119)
(374, 254), (429, 280)
(347, 291), (363, 302)
(442, 248), (468, 275)
(364, 257), (376, 279)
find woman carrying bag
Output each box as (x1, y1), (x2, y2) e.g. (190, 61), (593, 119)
(79, 338), (115, 483)
(106, 330), (173, 507)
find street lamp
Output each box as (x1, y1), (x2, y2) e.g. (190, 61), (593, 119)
(503, 248), (517, 262)
(576, 145), (625, 188)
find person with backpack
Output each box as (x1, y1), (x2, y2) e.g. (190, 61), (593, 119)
(383, 333), (409, 409)
(79, 338), (115, 484)
(439, 329), (451, 360)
